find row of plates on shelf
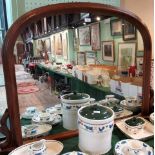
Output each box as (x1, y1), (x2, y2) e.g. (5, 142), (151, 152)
(8, 139), (154, 155)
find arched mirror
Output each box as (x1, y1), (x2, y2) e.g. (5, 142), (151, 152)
(0, 2), (153, 154)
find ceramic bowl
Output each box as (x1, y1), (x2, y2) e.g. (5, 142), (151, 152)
(78, 104), (114, 155)
(125, 96), (138, 106)
(29, 139), (46, 155)
(124, 117), (145, 134)
(62, 151), (88, 155)
(26, 107), (37, 115)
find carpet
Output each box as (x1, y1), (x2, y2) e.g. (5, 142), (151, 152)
(18, 85), (40, 94)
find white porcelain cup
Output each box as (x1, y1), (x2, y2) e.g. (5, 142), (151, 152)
(24, 125), (37, 135)
(29, 139), (46, 155)
(26, 107), (37, 115)
(125, 96), (138, 106)
(38, 112), (50, 122)
(127, 140), (143, 155)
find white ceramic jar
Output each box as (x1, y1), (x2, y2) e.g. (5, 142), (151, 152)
(78, 104), (114, 155)
(61, 92), (90, 130)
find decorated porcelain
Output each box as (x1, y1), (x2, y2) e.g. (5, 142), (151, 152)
(26, 107), (37, 114)
(22, 124), (52, 139)
(115, 139), (153, 155)
(29, 139), (46, 155)
(32, 112), (55, 124)
(62, 151), (88, 155)
(46, 107), (58, 114)
(150, 113), (154, 124)
(9, 140), (63, 155)
(78, 104), (114, 155)
(21, 107), (38, 119)
(54, 104), (61, 110)
(124, 117), (145, 134)
(61, 92), (90, 130)
(125, 96), (138, 106)
(112, 105), (124, 116)
(120, 100), (141, 112)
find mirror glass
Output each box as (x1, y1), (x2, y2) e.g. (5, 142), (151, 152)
(11, 12), (144, 140)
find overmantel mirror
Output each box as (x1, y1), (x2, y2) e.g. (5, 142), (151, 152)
(0, 2), (153, 154)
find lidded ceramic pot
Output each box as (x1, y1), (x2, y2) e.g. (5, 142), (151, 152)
(61, 92), (90, 130)
(78, 104), (114, 155)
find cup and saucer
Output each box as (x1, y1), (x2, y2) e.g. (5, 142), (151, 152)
(115, 139), (153, 155)
(32, 112), (55, 124)
(21, 107), (38, 119)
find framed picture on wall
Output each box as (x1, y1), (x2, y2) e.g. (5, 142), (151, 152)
(78, 26), (91, 46)
(77, 52), (86, 65)
(110, 19), (122, 36)
(55, 33), (63, 55)
(118, 42), (136, 68)
(102, 41), (114, 62)
(62, 32), (68, 59)
(122, 20), (137, 41)
(91, 23), (101, 51)
(86, 52), (96, 65)
(44, 38), (51, 53)
(73, 28), (79, 51)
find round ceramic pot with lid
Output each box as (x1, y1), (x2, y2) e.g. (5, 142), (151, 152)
(61, 92), (91, 130)
(78, 104), (115, 155)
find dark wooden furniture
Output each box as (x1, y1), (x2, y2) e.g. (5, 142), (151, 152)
(1, 2), (153, 154)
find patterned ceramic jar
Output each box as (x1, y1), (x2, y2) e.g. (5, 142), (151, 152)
(78, 104), (114, 155)
(61, 92), (90, 130)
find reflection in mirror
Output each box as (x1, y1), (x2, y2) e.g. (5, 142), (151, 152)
(14, 12), (145, 140)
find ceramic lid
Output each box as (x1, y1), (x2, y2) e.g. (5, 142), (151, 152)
(79, 104), (113, 120)
(125, 117), (145, 126)
(62, 92), (89, 100)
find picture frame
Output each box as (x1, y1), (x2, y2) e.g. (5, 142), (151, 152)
(77, 52), (86, 65)
(136, 56), (143, 76)
(61, 32), (68, 59)
(73, 28), (79, 51)
(118, 42), (136, 69)
(102, 41), (114, 62)
(86, 52), (96, 65)
(122, 20), (137, 41)
(91, 23), (101, 51)
(55, 33), (63, 55)
(110, 19), (122, 36)
(78, 26), (91, 46)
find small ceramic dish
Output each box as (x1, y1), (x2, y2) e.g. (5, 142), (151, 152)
(23, 124), (38, 135)
(115, 139), (153, 155)
(124, 117), (145, 134)
(150, 113), (154, 124)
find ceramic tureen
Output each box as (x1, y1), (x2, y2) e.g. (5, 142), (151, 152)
(61, 92), (91, 130)
(78, 104), (114, 155)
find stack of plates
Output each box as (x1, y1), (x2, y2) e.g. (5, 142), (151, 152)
(115, 139), (153, 155)
(150, 112), (154, 124)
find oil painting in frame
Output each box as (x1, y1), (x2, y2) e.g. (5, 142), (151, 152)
(55, 33), (63, 55)
(102, 41), (114, 62)
(62, 32), (68, 60)
(78, 26), (91, 46)
(86, 52), (96, 65)
(91, 23), (101, 51)
(118, 42), (136, 69)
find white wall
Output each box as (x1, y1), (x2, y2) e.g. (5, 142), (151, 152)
(120, 0), (154, 57)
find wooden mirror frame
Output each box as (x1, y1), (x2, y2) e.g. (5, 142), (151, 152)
(1, 2), (152, 153)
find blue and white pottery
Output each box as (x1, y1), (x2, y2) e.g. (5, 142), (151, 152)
(62, 151), (88, 155)
(150, 113), (154, 124)
(78, 104), (114, 155)
(115, 139), (154, 155)
(61, 92), (90, 130)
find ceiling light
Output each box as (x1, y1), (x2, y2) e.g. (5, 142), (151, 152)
(96, 16), (101, 21)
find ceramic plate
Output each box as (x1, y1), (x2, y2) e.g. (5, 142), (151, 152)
(62, 151), (88, 155)
(150, 113), (154, 124)
(9, 140), (63, 155)
(32, 113), (55, 124)
(115, 139), (153, 155)
(22, 124), (52, 139)
(46, 107), (62, 115)
(116, 117), (154, 140)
